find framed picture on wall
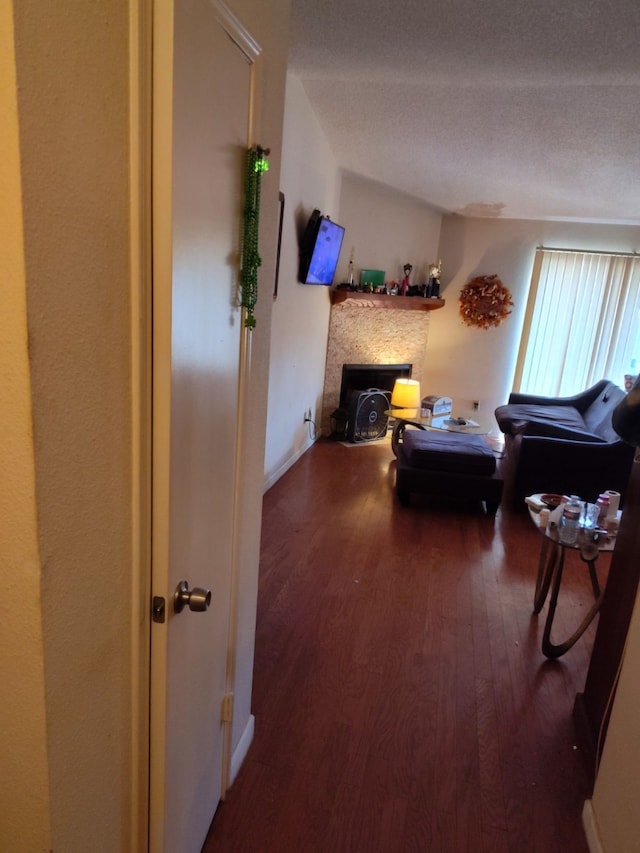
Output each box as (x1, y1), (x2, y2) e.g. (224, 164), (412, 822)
(274, 191), (284, 299)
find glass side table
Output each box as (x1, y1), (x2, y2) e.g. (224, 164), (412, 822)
(386, 409), (492, 457)
(529, 503), (618, 658)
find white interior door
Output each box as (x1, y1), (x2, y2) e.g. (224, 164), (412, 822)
(149, 1), (260, 850)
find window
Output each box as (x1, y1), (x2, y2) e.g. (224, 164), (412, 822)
(515, 248), (640, 397)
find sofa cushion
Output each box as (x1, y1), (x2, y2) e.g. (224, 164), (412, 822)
(402, 429), (496, 475)
(494, 403), (606, 442)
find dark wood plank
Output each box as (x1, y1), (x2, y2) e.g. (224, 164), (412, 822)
(203, 439), (592, 852)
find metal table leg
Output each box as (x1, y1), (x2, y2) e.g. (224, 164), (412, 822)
(540, 548), (605, 659)
(533, 536), (560, 614)
(391, 420), (407, 457)
(390, 417), (426, 457)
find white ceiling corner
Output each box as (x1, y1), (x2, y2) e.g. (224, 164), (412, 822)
(288, 0), (640, 225)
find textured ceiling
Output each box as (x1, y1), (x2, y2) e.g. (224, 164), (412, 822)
(288, 0), (640, 224)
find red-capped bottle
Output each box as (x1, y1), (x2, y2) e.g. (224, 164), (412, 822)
(596, 493), (610, 528)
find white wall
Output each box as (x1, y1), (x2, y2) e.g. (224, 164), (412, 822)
(588, 587), (640, 852)
(337, 171), (442, 287)
(0, 8), (52, 849)
(8, 2), (133, 850)
(264, 106), (443, 484)
(224, 0), (292, 773)
(428, 216), (640, 429)
(264, 75), (342, 487)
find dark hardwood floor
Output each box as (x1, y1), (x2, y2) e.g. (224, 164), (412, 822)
(204, 437), (601, 852)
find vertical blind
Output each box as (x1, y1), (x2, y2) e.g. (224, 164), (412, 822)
(514, 249), (640, 397)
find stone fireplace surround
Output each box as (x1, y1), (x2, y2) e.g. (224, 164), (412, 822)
(321, 300), (432, 435)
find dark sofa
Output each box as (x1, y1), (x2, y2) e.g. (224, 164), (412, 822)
(495, 380), (636, 506)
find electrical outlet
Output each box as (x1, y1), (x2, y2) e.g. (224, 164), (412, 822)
(304, 408), (312, 423)
(473, 400), (480, 411)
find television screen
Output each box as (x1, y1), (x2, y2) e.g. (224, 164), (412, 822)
(298, 211), (345, 286)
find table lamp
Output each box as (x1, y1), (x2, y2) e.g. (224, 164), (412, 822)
(390, 378), (421, 418)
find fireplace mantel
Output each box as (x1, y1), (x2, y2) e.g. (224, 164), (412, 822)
(323, 289), (437, 434)
(331, 290), (445, 311)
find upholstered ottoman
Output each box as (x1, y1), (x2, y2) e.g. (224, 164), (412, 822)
(395, 429), (503, 514)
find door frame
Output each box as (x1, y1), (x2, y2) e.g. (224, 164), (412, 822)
(142, 1), (264, 850)
(129, 0), (153, 850)
(147, 0), (175, 846)
(128, 1), (265, 848)
(206, 0), (263, 801)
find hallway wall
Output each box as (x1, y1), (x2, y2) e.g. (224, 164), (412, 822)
(264, 74), (342, 488)
(1, 7), (52, 848)
(7, 2), (133, 849)
(2, 1), (292, 850)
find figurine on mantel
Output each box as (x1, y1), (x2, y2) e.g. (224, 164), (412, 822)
(347, 246), (355, 287)
(427, 259), (442, 297)
(401, 263), (413, 296)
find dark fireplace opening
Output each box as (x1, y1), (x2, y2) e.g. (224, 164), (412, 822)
(330, 363), (413, 441)
(338, 363), (413, 409)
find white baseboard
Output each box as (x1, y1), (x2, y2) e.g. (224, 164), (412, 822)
(229, 713), (255, 786)
(583, 799), (605, 853)
(263, 436), (316, 492)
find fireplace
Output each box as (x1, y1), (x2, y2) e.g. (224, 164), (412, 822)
(321, 299), (431, 435)
(329, 362), (414, 440)
(338, 363), (412, 410)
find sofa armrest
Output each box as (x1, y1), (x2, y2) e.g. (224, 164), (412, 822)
(507, 380), (610, 412)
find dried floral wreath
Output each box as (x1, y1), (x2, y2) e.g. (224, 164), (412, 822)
(459, 274), (513, 329)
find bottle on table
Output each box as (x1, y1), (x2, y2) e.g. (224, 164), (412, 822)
(560, 498), (582, 544)
(596, 493), (610, 528)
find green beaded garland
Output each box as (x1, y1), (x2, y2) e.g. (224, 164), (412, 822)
(241, 145), (269, 329)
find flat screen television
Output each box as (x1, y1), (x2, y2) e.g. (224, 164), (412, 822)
(298, 209), (345, 286)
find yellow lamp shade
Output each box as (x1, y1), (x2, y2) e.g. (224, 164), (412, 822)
(390, 378), (421, 417)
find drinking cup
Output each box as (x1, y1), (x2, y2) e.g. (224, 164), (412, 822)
(582, 503), (600, 529)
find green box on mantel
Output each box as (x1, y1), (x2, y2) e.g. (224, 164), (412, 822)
(359, 269), (386, 287)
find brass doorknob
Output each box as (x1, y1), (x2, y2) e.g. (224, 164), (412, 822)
(173, 580), (212, 614)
